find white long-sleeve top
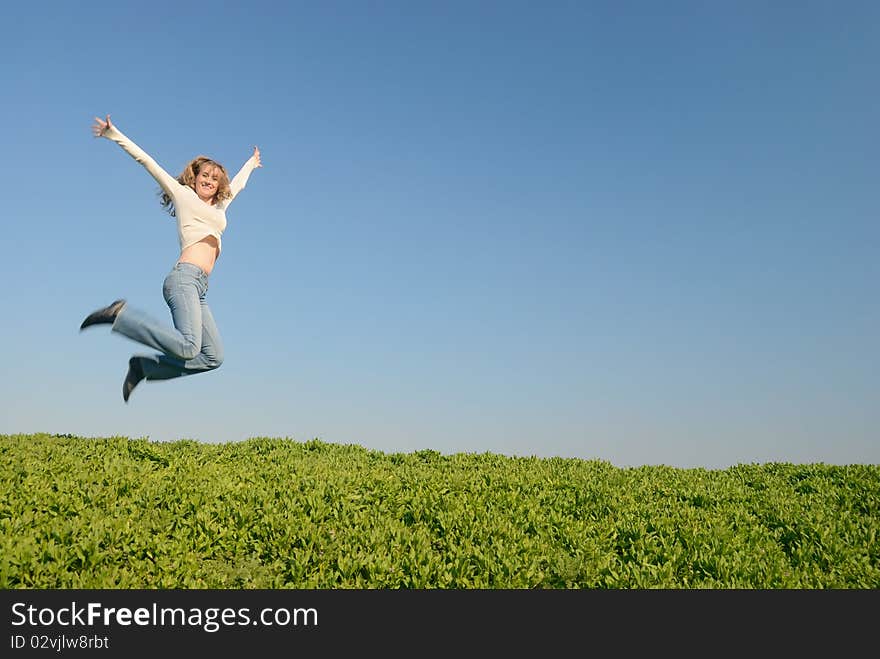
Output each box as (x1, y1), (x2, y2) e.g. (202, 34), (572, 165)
(102, 125), (258, 257)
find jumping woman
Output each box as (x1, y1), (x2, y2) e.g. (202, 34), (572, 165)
(81, 115), (262, 402)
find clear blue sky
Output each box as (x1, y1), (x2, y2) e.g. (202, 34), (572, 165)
(1, 1), (877, 468)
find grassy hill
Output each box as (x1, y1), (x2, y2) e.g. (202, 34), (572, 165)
(2, 433), (878, 588)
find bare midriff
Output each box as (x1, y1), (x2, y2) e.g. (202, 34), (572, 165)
(178, 236), (219, 276)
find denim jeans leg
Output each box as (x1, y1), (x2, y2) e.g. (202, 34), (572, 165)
(111, 263), (220, 381)
(144, 297), (224, 380)
(112, 267), (202, 359)
(192, 298), (224, 371)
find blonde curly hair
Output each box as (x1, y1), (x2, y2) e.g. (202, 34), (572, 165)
(160, 156), (231, 216)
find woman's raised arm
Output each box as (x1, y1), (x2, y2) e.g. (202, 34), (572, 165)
(93, 114), (179, 195)
(228, 145), (263, 200)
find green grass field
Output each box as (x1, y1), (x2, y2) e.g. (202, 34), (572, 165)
(2, 433), (878, 588)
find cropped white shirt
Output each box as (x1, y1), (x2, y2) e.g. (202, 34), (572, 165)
(102, 125), (258, 257)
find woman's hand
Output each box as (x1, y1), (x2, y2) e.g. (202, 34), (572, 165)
(92, 114), (114, 137)
(253, 145), (262, 167)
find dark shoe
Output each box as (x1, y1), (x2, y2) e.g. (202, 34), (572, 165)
(123, 357), (145, 403)
(80, 299), (126, 330)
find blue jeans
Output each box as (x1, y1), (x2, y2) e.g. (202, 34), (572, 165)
(111, 262), (224, 380)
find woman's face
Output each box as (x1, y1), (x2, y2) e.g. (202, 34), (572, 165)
(195, 165), (221, 202)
